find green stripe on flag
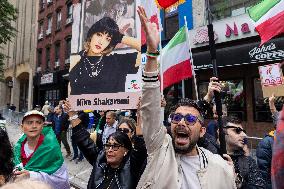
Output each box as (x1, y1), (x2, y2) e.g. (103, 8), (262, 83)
(248, 0), (281, 22)
(165, 26), (187, 51)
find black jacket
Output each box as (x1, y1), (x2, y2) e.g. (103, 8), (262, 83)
(256, 131), (274, 189)
(230, 150), (265, 189)
(198, 132), (220, 154)
(72, 123), (147, 189)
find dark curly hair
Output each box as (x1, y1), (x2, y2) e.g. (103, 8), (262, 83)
(0, 128), (14, 184)
(85, 17), (123, 53)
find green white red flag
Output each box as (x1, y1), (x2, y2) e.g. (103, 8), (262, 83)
(161, 26), (192, 89)
(248, 0), (284, 45)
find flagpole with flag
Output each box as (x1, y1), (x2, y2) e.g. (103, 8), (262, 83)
(248, 0), (284, 46)
(160, 26), (193, 91)
(184, 16), (199, 100)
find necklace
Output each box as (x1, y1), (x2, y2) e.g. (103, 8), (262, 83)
(84, 55), (104, 78)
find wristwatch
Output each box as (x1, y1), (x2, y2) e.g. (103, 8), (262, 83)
(69, 114), (78, 121)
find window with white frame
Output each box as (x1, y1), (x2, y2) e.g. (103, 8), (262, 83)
(38, 21), (44, 39)
(46, 46), (51, 70)
(56, 10), (61, 30)
(47, 16), (52, 35)
(55, 42), (60, 67)
(65, 37), (71, 62)
(66, 3), (73, 23)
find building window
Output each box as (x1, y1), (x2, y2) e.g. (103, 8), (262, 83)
(164, 14), (179, 40)
(38, 21), (44, 40)
(209, 0), (260, 21)
(66, 3), (73, 25)
(37, 49), (42, 67)
(55, 42), (60, 68)
(252, 78), (283, 122)
(65, 37), (71, 62)
(46, 46), (51, 70)
(46, 16), (52, 35)
(199, 79), (246, 120)
(56, 10), (62, 31)
(45, 89), (59, 107)
(40, 0), (45, 10)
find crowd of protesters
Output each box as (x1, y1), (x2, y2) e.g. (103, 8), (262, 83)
(1, 6), (284, 189)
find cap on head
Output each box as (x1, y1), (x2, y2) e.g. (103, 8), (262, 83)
(22, 110), (45, 124)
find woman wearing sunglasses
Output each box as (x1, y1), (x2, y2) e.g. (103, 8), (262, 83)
(65, 104), (147, 189)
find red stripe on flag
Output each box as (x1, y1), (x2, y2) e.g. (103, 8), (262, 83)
(256, 10), (284, 45)
(163, 59), (192, 90)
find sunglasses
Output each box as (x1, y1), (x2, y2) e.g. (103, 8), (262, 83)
(104, 143), (124, 151)
(170, 113), (203, 126)
(224, 126), (246, 134)
(117, 128), (131, 134)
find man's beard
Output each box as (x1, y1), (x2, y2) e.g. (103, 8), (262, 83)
(171, 125), (199, 154)
(173, 139), (197, 154)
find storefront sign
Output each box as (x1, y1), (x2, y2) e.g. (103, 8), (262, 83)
(40, 73), (53, 85)
(192, 28), (218, 45)
(259, 63), (283, 87)
(249, 43), (284, 63)
(189, 14), (257, 48)
(225, 22), (251, 38)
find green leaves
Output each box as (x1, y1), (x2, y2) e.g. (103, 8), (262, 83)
(0, 0), (17, 82)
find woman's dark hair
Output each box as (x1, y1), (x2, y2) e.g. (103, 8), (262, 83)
(118, 118), (136, 134)
(86, 17), (122, 53)
(0, 128), (14, 183)
(107, 131), (132, 151)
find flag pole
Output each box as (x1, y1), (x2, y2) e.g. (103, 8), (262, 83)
(205, 0), (226, 155)
(184, 16), (199, 100)
(158, 9), (164, 94)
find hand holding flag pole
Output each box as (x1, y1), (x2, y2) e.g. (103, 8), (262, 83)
(205, 0), (227, 155)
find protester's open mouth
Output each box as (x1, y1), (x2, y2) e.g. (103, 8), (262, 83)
(175, 131), (190, 145)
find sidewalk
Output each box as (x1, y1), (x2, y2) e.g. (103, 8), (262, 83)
(5, 121), (91, 189)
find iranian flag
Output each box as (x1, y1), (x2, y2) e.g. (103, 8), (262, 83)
(248, 0), (284, 45)
(161, 26), (192, 89)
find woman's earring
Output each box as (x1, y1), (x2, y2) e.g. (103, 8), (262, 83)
(124, 152), (127, 157)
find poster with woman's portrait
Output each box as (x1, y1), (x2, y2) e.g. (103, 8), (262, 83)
(69, 0), (141, 110)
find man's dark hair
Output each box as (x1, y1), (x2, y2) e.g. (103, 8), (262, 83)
(86, 17), (122, 52)
(172, 98), (204, 122)
(222, 115), (242, 127)
(107, 131), (132, 151)
(0, 128), (14, 183)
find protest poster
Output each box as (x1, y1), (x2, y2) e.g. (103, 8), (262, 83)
(258, 63), (284, 98)
(69, 0), (141, 110)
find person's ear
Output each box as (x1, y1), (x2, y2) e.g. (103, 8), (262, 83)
(200, 126), (206, 138)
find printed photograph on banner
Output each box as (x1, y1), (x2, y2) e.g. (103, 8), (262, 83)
(83, 0), (136, 49)
(259, 63), (284, 87)
(69, 0), (141, 110)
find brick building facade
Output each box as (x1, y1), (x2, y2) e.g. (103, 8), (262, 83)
(33, 0), (79, 107)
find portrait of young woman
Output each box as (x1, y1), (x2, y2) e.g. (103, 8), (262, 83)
(69, 16), (141, 95)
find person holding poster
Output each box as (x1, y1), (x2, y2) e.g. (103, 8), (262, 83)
(69, 16), (140, 95)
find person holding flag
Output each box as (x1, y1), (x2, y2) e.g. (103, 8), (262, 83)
(137, 6), (236, 189)
(13, 110), (69, 189)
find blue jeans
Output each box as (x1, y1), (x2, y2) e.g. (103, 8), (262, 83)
(71, 138), (83, 159)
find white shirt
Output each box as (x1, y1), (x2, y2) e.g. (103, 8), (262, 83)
(102, 121), (118, 144)
(180, 155), (202, 189)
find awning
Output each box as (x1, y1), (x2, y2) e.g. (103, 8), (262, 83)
(192, 36), (284, 70)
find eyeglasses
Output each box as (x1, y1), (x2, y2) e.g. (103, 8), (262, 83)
(117, 128), (131, 134)
(224, 126), (246, 134)
(170, 113), (203, 126)
(104, 143), (124, 151)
